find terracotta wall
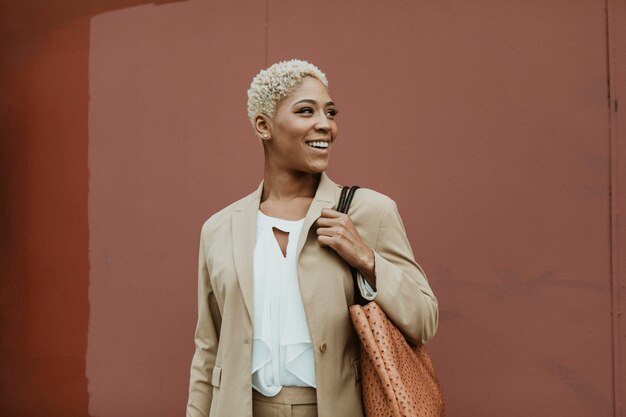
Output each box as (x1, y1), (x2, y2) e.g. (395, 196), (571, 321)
(1, 10), (91, 417)
(1, 1), (624, 416)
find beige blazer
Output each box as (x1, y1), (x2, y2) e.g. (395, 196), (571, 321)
(186, 172), (438, 417)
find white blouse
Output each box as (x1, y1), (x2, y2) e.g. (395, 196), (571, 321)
(251, 209), (376, 397)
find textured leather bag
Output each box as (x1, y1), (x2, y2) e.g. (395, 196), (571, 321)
(337, 185), (445, 417)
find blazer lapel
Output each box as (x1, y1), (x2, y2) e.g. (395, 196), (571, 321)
(231, 180), (263, 323)
(294, 172), (339, 258)
(295, 172), (344, 338)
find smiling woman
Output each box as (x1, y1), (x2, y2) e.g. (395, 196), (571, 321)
(186, 59), (439, 417)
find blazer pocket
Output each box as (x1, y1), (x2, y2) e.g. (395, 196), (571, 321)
(211, 366), (222, 388)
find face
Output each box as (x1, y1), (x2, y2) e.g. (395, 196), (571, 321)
(261, 76), (338, 174)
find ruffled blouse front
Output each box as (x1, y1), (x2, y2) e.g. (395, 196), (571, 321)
(251, 210), (316, 396)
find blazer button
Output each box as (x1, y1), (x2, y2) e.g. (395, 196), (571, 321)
(320, 341), (327, 353)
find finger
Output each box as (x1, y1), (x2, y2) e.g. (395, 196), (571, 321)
(317, 235), (337, 248)
(316, 216), (341, 227)
(320, 208), (343, 218)
(316, 226), (342, 237)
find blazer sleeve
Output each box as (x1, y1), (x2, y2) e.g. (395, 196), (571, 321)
(187, 228), (221, 417)
(370, 198), (439, 347)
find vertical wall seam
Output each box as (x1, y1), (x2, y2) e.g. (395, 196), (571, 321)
(264, 0), (268, 66)
(606, 0), (622, 416)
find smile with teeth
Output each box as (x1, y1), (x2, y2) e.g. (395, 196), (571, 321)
(305, 140), (330, 149)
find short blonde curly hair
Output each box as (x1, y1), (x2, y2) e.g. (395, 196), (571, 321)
(247, 59), (328, 125)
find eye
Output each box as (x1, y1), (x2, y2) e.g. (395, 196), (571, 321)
(326, 108), (338, 118)
(296, 107), (314, 114)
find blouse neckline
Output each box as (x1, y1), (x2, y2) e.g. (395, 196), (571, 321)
(257, 210), (305, 231)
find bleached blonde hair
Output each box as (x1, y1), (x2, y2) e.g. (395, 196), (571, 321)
(247, 59), (328, 125)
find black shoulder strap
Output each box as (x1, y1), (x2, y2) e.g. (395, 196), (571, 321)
(337, 186), (350, 213)
(337, 185), (360, 214)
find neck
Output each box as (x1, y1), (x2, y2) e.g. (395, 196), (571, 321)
(261, 168), (321, 203)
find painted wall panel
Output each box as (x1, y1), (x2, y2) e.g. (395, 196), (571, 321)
(266, 1), (612, 416)
(0, 15), (91, 417)
(87, 1), (265, 416)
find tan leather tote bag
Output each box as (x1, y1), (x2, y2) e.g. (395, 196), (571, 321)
(337, 185), (445, 417)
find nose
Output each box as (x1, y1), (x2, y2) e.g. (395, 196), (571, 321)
(314, 112), (332, 132)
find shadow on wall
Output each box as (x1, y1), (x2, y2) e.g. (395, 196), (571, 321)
(1, 0), (189, 32)
(0, 2), (186, 417)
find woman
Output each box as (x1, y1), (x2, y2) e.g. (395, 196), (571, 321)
(186, 59), (438, 417)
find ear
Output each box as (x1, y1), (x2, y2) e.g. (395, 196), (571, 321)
(254, 113), (272, 142)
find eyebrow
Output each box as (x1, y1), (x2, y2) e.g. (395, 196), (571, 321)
(292, 99), (335, 107)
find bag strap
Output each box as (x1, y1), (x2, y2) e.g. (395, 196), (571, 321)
(337, 185), (358, 215)
(337, 185), (350, 214)
(337, 185), (367, 306)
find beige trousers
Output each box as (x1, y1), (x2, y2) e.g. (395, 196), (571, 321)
(252, 387), (318, 417)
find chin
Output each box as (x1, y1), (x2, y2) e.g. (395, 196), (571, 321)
(294, 159), (330, 175)
(308, 163), (329, 174)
